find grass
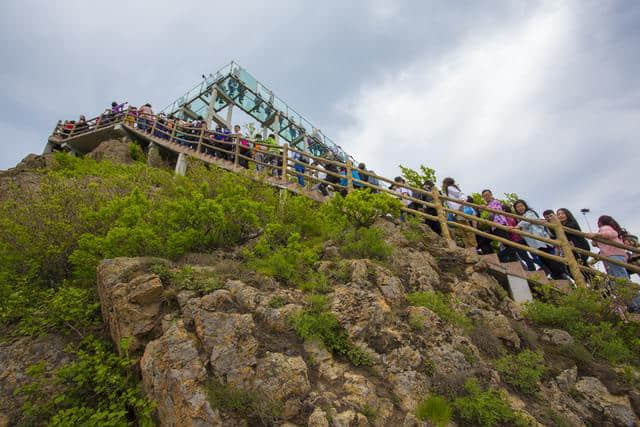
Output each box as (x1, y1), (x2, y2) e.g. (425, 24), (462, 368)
(205, 378), (281, 425)
(494, 350), (546, 395)
(290, 295), (372, 367)
(415, 394), (453, 427)
(406, 291), (472, 331)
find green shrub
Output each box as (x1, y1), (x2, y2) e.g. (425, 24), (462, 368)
(453, 379), (525, 427)
(250, 232), (319, 285)
(399, 164), (437, 188)
(406, 291), (471, 331)
(415, 394), (452, 427)
(340, 227), (392, 260)
(329, 190), (401, 227)
(290, 296), (372, 367)
(206, 378), (281, 425)
(524, 288), (639, 365)
(129, 142), (146, 162)
(494, 350), (546, 394)
(16, 336), (154, 426)
(269, 296), (287, 309)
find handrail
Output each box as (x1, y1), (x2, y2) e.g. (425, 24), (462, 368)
(50, 108), (640, 292)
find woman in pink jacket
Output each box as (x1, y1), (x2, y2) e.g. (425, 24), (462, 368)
(586, 215), (629, 279)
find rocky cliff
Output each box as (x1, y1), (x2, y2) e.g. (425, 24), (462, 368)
(1, 142), (639, 426)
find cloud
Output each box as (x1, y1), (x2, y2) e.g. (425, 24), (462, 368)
(334, 2), (640, 233)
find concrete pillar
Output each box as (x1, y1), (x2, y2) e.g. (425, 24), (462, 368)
(507, 275), (533, 303)
(175, 152), (187, 176)
(226, 104), (234, 130)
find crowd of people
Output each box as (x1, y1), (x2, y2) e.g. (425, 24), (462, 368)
(400, 176), (639, 312)
(53, 102), (639, 312)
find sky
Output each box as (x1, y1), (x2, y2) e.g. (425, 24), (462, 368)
(1, 0), (638, 234)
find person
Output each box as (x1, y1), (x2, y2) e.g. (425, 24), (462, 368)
(415, 180), (441, 235)
(542, 210), (557, 239)
(312, 161), (329, 196)
(366, 170), (380, 193)
(392, 177), (411, 221)
(503, 203), (535, 270)
(358, 163), (369, 186)
(111, 101), (124, 115)
(586, 216), (639, 312)
(233, 125), (251, 168)
(292, 150), (309, 186)
(586, 216), (629, 279)
(512, 199), (566, 275)
(137, 103), (153, 132)
(124, 106), (137, 127)
(253, 134), (267, 171)
(441, 177), (465, 221)
(622, 234), (640, 278)
(556, 208), (591, 264)
(75, 115), (88, 134)
(265, 134), (281, 176)
(481, 189), (517, 262)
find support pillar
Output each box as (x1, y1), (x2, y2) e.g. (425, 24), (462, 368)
(175, 152), (187, 176)
(204, 86), (218, 129)
(147, 142), (162, 168)
(226, 104), (234, 130)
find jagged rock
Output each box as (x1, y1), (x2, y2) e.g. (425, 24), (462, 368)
(0, 413), (8, 427)
(97, 258), (169, 353)
(225, 279), (260, 311)
(0, 334), (72, 423)
(556, 366), (578, 392)
(333, 409), (358, 427)
(574, 376), (638, 426)
(147, 143), (167, 168)
(467, 309), (520, 349)
(542, 328), (574, 346)
(342, 372), (379, 411)
(257, 303), (302, 332)
(308, 407), (329, 427)
(331, 284), (392, 339)
(193, 309), (258, 388)
(407, 305), (441, 330)
(392, 248), (440, 292)
(87, 139), (133, 164)
(13, 153), (56, 171)
(140, 322), (221, 426)
(304, 339), (346, 382)
(254, 352), (310, 419)
(382, 346), (423, 373)
(389, 370), (428, 412)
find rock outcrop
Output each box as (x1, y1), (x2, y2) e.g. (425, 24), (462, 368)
(91, 220), (640, 426)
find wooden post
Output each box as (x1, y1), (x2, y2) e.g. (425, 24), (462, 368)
(170, 120), (177, 143)
(551, 216), (587, 287)
(346, 159), (353, 191)
(150, 116), (157, 137)
(197, 125), (205, 153)
(432, 186), (453, 242)
(281, 143), (288, 182)
(234, 136), (240, 167)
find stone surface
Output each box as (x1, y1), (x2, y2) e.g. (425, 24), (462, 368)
(556, 366), (578, 392)
(574, 376), (637, 426)
(193, 309), (258, 388)
(87, 139), (133, 164)
(307, 407), (329, 427)
(468, 309), (521, 349)
(140, 322), (221, 427)
(254, 352), (310, 417)
(542, 328), (574, 346)
(97, 258), (168, 353)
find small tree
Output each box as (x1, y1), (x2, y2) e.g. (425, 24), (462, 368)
(399, 164), (437, 188)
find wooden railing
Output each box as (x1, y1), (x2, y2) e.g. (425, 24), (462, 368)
(50, 110), (640, 290)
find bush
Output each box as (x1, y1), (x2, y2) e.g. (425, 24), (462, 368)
(524, 288), (639, 365)
(406, 291), (471, 331)
(290, 296), (372, 367)
(15, 336), (154, 426)
(340, 227), (392, 260)
(494, 350), (546, 394)
(206, 378), (281, 425)
(415, 394), (453, 427)
(249, 232), (319, 285)
(329, 190), (401, 227)
(453, 379), (526, 427)
(129, 142), (146, 162)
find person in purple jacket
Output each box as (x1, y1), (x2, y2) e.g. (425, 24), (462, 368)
(481, 189), (517, 262)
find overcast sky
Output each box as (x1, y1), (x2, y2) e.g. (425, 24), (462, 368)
(1, 0), (638, 233)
